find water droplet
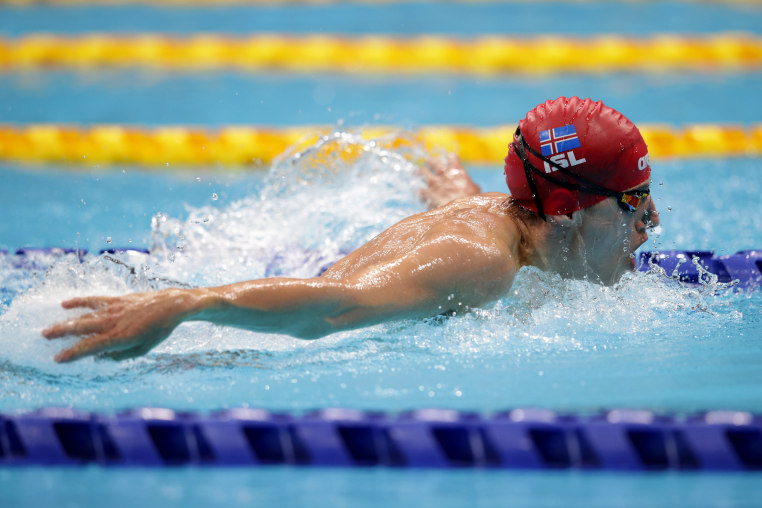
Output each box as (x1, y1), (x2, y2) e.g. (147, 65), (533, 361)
(211, 193), (218, 201)
(105, 236), (112, 244)
(667, 207), (672, 211)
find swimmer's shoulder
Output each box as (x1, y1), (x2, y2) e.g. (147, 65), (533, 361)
(443, 192), (509, 207)
(454, 193), (527, 263)
(427, 193), (521, 249)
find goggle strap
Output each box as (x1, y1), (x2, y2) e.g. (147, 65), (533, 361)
(512, 139), (548, 221)
(512, 127), (650, 216)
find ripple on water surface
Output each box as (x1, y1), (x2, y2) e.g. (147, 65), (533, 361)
(0, 132), (759, 413)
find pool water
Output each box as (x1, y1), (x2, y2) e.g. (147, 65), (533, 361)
(2, 1), (762, 507)
(1, 133), (761, 413)
(1, 138), (761, 506)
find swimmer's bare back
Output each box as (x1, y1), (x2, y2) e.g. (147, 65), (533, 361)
(43, 193), (526, 363)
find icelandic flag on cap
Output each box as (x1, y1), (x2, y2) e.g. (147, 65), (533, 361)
(539, 124), (582, 156)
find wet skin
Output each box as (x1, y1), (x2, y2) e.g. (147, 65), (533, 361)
(42, 176), (659, 363)
(43, 193), (524, 362)
(560, 184), (660, 285)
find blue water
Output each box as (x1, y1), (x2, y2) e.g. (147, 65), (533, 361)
(2, 156), (761, 255)
(2, 2), (761, 36)
(2, 468), (762, 508)
(1, 2), (762, 507)
(3, 71), (761, 126)
(1, 137), (760, 413)
(1, 138), (761, 508)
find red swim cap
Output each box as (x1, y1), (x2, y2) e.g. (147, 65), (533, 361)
(504, 97), (651, 216)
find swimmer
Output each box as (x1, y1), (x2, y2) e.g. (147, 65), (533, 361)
(43, 97), (659, 363)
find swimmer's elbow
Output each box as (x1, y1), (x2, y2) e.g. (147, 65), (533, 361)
(288, 316), (355, 340)
(289, 325), (331, 341)
(290, 303), (383, 340)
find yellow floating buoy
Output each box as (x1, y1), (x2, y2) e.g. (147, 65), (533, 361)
(1, 124), (760, 168)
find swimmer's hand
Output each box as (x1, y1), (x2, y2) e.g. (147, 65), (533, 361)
(419, 154), (481, 209)
(42, 289), (200, 363)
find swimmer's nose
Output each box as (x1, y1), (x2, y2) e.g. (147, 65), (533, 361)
(635, 196), (659, 234)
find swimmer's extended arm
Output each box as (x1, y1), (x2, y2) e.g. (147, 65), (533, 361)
(43, 232), (517, 363)
(420, 154), (481, 209)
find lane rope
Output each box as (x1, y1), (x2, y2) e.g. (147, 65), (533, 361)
(1, 33), (761, 74)
(4, 249), (762, 289)
(2, 406), (761, 470)
(1, 123), (761, 166)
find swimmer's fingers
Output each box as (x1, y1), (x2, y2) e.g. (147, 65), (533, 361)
(54, 325), (169, 363)
(61, 296), (119, 310)
(42, 311), (114, 339)
(417, 158), (439, 183)
(427, 153), (454, 171)
(54, 331), (122, 363)
(421, 154), (461, 178)
(419, 154), (480, 209)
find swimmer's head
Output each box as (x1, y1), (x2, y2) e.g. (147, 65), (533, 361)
(504, 97), (651, 220)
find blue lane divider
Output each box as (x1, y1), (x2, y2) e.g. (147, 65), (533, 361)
(638, 250), (762, 290)
(3, 248), (762, 290)
(1, 408), (760, 470)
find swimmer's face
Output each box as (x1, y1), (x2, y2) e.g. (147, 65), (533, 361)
(577, 182), (660, 285)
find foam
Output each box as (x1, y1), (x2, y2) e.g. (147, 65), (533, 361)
(0, 132), (752, 412)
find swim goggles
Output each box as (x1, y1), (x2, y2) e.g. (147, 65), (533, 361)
(511, 127), (650, 220)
